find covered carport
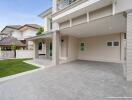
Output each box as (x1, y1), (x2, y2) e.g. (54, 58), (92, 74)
(60, 13), (127, 77)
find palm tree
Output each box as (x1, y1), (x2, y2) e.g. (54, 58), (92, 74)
(36, 28), (44, 36)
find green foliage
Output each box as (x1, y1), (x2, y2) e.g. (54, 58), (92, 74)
(36, 28), (44, 36)
(11, 44), (17, 51)
(11, 44), (17, 58)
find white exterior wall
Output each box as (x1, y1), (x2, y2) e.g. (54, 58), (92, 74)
(44, 17), (52, 32)
(126, 13), (132, 81)
(16, 50), (33, 58)
(11, 29), (37, 41)
(60, 36), (68, 60)
(67, 36), (79, 62)
(44, 17), (49, 32)
(60, 34), (122, 63)
(0, 50), (33, 59)
(52, 0), (101, 21)
(78, 34), (121, 63)
(11, 31), (22, 40)
(0, 51), (14, 59)
(52, 0), (58, 13)
(22, 29), (36, 39)
(115, 0), (132, 14)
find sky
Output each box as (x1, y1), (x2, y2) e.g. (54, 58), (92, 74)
(0, 0), (51, 31)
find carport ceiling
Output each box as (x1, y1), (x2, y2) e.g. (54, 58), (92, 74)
(60, 14), (126, 38)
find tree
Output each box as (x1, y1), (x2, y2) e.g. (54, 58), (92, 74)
(36, 28), (44, 36)
(11, 44), (17, 58)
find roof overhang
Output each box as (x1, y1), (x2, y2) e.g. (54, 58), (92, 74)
(39, 8), (52, 18)
(26, 30), (54, 41)
(1, 26), (18, 34)
(52, 0), (113, 23)
(18, 25), (39, 30)
(60, 13), (126, 38)
(1, 24), (41, 34)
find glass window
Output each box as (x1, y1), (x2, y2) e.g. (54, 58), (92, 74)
(107, 42), (112, 47)
(58, 0), (76, 9)
(38, 42), (42, 50)
(114, 41), (119, 46)
(49, 19), (52, 30)
(124, 33), (126, 39)
(80, 42), (85, 51)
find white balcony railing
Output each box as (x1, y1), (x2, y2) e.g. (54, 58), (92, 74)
(57, 0), (77, 10)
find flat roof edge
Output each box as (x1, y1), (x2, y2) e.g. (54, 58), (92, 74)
(39, 7), (52, 18)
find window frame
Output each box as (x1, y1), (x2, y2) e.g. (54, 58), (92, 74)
(80, 42), (85, 51)
(113, 41), (120, 47)
(107, 41), (120, 47)
(107, 41), (113, 47)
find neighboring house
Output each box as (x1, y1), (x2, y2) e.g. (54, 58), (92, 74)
(0, 24), (43, 50)
(27, 0), (132, 81)
(0, 37), (26, 51)
(0, 33), (8, 40)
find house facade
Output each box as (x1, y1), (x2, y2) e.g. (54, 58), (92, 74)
(27, 0), (132, 81)
(0, 24), (43, 50)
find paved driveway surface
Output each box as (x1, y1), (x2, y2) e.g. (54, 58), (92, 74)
(0, 61), (132, 100)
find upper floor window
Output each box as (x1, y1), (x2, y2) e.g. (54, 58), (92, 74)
(49, 19), (52, 30)
(58, 0), (77, 10)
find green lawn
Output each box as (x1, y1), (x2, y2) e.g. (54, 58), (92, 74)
(0, 59), (38, 78)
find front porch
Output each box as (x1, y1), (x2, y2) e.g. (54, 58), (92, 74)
(26, 31), (68, 68)
(25, 57), (68, 68)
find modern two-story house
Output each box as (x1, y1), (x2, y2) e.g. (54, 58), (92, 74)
(27, 0), (132, 81)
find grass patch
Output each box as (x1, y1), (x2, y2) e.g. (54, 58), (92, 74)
(0, 59), (38, 78)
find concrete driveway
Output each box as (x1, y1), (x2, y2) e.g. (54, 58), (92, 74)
(0, 60), (132, 100)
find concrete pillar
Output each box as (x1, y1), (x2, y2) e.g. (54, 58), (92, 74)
(126, 12), (132, 81)
(45, 40), (49, 59)
(52, 31), (60, 65)
(33, 40), (39, 59)
(120, 33), (126, 77)
(120, 33), (125, 62)
(44, 17), (49, 32)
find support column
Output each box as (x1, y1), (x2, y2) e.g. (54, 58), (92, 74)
(33, 40), (39, 59)
(126, 13), (132, 81)
(120, 33), (126, 77)
(45, 40), (49, 59)
(120, 33), (125, 62)
(52, 31), (60, 65)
